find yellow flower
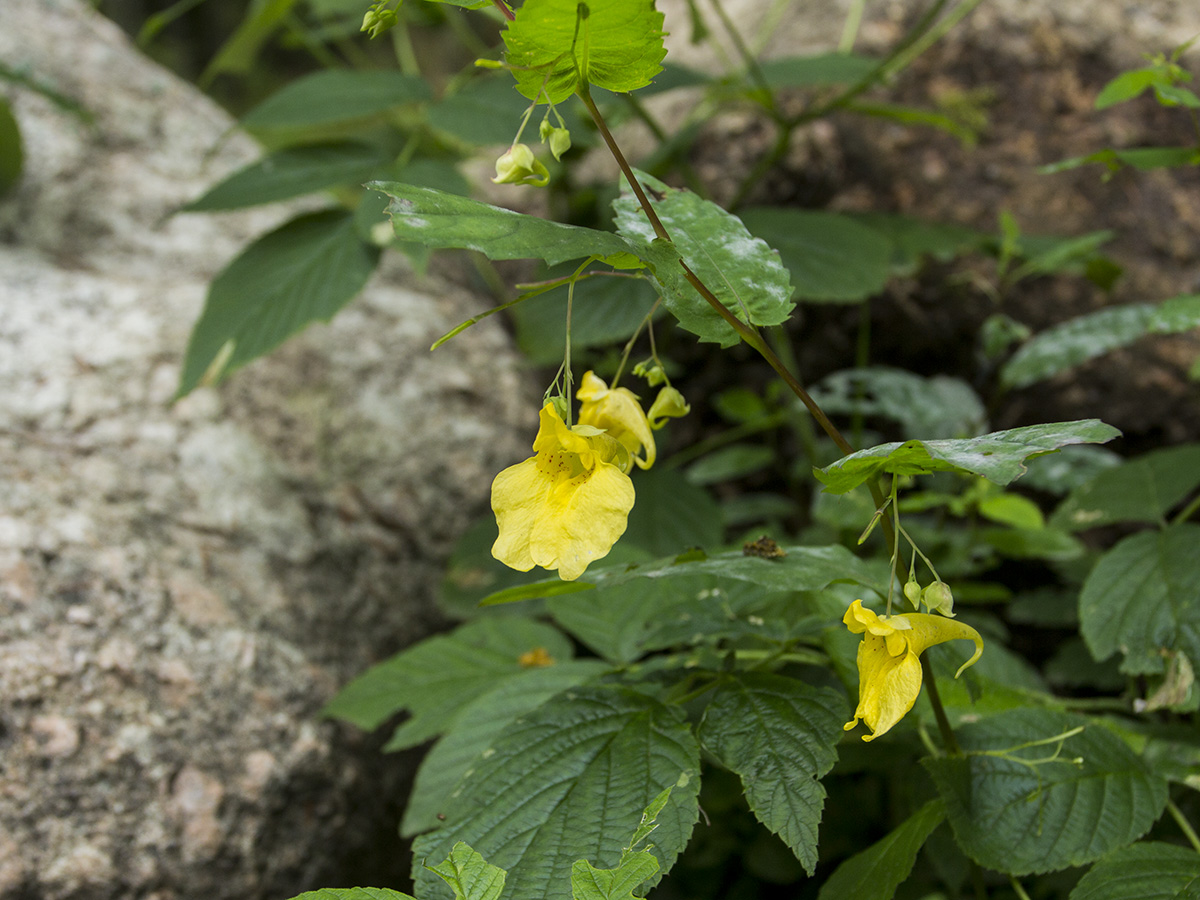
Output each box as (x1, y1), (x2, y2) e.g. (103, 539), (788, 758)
(843, 599), (983, 742)
(491, 402), (635, 581)
(492, 143), (550, 187)
(577, 371), (657, 469)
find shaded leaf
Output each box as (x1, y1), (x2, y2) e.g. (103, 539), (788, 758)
(849, 212), (987, 271)
(817, 800), (946, 900)
(241, 69), (431, 130)
(0, 97), (22, 196)
(758, 52), (878, 87)
(289, 889), (416, 900)
(427, 77), (531, 146)
(741, 207), (891, 303)
(1052, 444), (1200, 530)
(923, 708), (1168, 875)
(177, 210), (379, 397)
(1000, 304), (1156, 389)
(810, 367), (987, 440)
(815, 420), (1122, 494)
(700, 673), (846, 873)
(1079, 524), (1200, 675)
(412, 686), (700, 900)
(1070, 842), (1200, 900)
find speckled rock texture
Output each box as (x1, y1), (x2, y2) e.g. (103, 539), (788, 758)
(0, 1), (531, 898)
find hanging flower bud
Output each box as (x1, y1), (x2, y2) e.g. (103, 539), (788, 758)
(921, 581), (955, 617)
(360, 8), (398, 39)
(492, 143), (550, 187)
(633, 363), (667, 387)
(646, 386), (690, 430)
(903, 577), (922, 608)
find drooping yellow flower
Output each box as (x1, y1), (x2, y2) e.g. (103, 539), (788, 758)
(491, 403), (635, 581)
(577, 371), (657, 469)
(843, 599), (983, 742)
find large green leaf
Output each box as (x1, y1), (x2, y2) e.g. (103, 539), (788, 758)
(815, 420), (1121, 494)
(426, 843), (507, 900)
(177, 210), (379, 397)
(923, 709), (1168, 875)
(613, 172), (795, 345)
(403, 660), (611, 836)
(372, 182), (638, 266)
(427, 77), (532, 146)
(411, 686), (701, 900)
(240, 70), (431, 130)
(183, 142), (389, 211)
(571, 852), (658, 900)
(1052, 444), (1200, 530)
(322, 617), (575, 742)
(503, 0), (666, 103)
(699, 673), (846, 873)
(811, 367), (986, 440)
(483, 543), (882, 606)
(848, 212), (987, 271)
(1000, 304), (1156, 389)
(1079, 524), (1200, 675)
(816, 800), (946, 900)
(740, 208), (891, 303)
(1070, 842), (1200, 900)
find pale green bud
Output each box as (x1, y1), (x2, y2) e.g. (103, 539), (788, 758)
(361, 8), (398, 39)
(922, 581), (955, 617)
(492, 143), (550, 187)
(903, 578), (922, 608)
(647, 386), (690, 429)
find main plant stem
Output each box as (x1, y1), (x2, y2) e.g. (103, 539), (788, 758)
(578, 81), (970, 755)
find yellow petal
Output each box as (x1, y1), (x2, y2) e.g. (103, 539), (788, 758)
(529, 458), (634, 580)
(577, 371), (656, 469)
(901, 613), (984, 678)
(844, 633), (924, 741)
(490, 456), (549, 573)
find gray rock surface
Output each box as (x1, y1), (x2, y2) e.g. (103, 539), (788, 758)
(0, 1), (531, 898)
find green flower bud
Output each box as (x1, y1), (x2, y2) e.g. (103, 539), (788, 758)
(647, 386), (690, 429)
(922, 581), (955, 617)
(492, 143), (550, 187)
(903, 578), (922, 608)
(538, 120), (572, 160)
(360, 8), (398, 39)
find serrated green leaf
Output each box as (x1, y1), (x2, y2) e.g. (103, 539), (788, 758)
(484, 543), (882, 606)
(1000, 304), (1157, 389)
(426, 843), (506, 900)
(289, 888), (416, 900)
(923, 709), (1168, 875)
(699, 673), (846, 874)
(503, 0), (666, 103)
(403, 660), (610, 835)
(372, 182), (637, 266)
(1079, 524), (1200, 675)
(240, 70), (431, 130)
(613, 172), (794, 344)
(815, 420), (1121, 494)
(0, 97), (23, 196)
(1096, 69), (1165, 109)
(322, 617), (574, 738)
(570, 853), (659, 900)
(1070, 842), (1200, 900)
(740, 207), (891, 303)
(183, 142), (388, 211)
(757, 52), (879, 87)
(1052, 444), (1200, 530)
(810, 368), (987, 440)
(177, 210), (380, 397)
(427, 77), (532, 146)
(816, 800), (946, 900)
(412, 686), (700, 900)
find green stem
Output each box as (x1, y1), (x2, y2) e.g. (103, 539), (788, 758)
(1171, 492), (1200, 526)
(1167, 798), (1200, 854)
(492, 0), (515, 21)
(921, 654), (961, 756)
(838, 0), (867, 52)
(1010, 876), (1032, 900)
(708, 0), (778, 113)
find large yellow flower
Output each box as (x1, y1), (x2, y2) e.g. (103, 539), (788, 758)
(843, 599), (984, 742)
(491, 402), (635, 581)
(577, 371), (656, 469)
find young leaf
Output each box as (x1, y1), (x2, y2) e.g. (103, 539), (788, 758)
(1000, 304), (1157, 389)
(288, 889), (416, 900)
(814, 420), (1122, 494)
(757, 52), (879, 87)
(816, 800), (946, 900)
(183, 143), (389, 211)
(371, 182), (638, 266)
(322, 617), (574, 741)
(240, 70), (431, 130)
(1095, 68), (1164, 108)
(571, 853), (659, 900)
(699, 673), (847, 873)
(1079, 523), (1200, 676)
(503, 0), (667, 103)
(740, 208), (892, 303)
(1070, 841), (1200, 900)
(613, 172), (795, 345)
(1052, 444), (1200, 531)
(402, 660), (611, 836)
(426, 842), (506, 900)
(411, 686), (700, 900)
(177, 210), (380, 397)
(923, 708), (1168, 875)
